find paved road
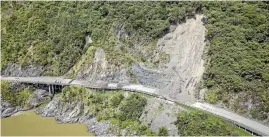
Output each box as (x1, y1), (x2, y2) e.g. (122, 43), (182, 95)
(1, 76), (269, 135)
(191, 102), (269, 135)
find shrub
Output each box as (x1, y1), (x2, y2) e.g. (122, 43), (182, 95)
(1, 81), (32, 107)
(158, 126), (169, 136)
(204, 89), (219, 104)
(118, 94), (147, 121)
(108, 93), (124, 108)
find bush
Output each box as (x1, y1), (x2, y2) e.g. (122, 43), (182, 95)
(204, 89), (219, 104)
(60, 86), (88, 103)
(17, 88), (32, 107)
(118, 94), (147, 121)
(1, 80), (32, 107)
(158, 126), (169, 136)
(108, 93), (124, 108)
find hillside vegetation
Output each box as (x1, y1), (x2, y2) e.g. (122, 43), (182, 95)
(60, 86), (157, 136)
(1, 0), (269, 131)
(202, 2), (269, 120)
(1, 81), (32, 107)
(174, 110), (252, 136)
(1, 1), (200, 75)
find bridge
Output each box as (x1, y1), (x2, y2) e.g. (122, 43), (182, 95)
(1, 76), (269, 136)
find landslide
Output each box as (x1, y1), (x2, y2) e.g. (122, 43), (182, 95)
(131, 15), (206, 104)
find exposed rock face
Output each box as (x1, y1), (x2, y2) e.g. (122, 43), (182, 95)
(1, 100), (21, 118)
(1, 89), (49, 118)
(27, 89), (50, 107)
(75, 48), (131, 84)
(140, 98), (184, 136)
(1, 63), (43, 77)
(35, 95), (114, 136)
(131, 15), (206, 104)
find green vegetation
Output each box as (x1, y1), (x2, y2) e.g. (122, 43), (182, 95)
(158, 126), (169, 136)
(1, 1), (201, 75)
(204, 88), (219, 103)
(1, 81), (32, 107)
(1, 1), (269, 135)
(118, 94), (147, 121)
(174, 110), (252, 136)
(67, 46), (96, 78)
(202, 2), (269, 120)
(60, 86), (155, 135)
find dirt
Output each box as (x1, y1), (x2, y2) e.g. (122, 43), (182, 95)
(132, 15), (206, 104)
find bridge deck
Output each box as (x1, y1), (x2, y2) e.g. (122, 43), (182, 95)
(1, 76), (72, 85)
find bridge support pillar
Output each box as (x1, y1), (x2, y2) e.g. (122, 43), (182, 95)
(49, 85), (51, 95)
(52, 85), (54, 95)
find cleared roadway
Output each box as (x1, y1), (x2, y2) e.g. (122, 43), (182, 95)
(191, 102), (269, 136)
(1, 76), (269, 136)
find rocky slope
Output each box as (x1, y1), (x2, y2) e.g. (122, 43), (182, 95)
(35, 95), (114, 136)
(1, 89), (49, 118)
(67, 15), (206, 104)
(140, 97), (184, 135)
(131, 15), (206, 104)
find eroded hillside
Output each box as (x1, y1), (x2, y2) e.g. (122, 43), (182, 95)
(1, 1), (269, 135)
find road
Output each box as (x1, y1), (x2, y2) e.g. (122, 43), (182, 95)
(1, 76), (269, 135)
(191, 102), (269, 136)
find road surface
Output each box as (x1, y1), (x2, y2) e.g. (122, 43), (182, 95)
(1, 76), (269, 135)
(191, 102), (269, 135)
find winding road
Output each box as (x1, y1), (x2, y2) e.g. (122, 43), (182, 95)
(1, 76), (269, 136)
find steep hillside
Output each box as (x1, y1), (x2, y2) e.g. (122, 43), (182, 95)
(1, 1), (269, 134)
(1, 1), (201, 76)
(202, 2), (269, 123)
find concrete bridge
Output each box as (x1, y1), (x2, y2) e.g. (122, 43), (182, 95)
(1, 76), (269, 136)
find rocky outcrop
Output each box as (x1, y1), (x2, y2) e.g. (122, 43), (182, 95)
(140, 98), (184, 136)
(0, 100), (26, 118)
(1, 89), (49, 118)
(35, 95), (114, 136)
(74, 48), (131, 85)
(1, 63), (43, 77)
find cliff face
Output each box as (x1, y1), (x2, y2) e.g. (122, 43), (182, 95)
(131, 15), (206, 104)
